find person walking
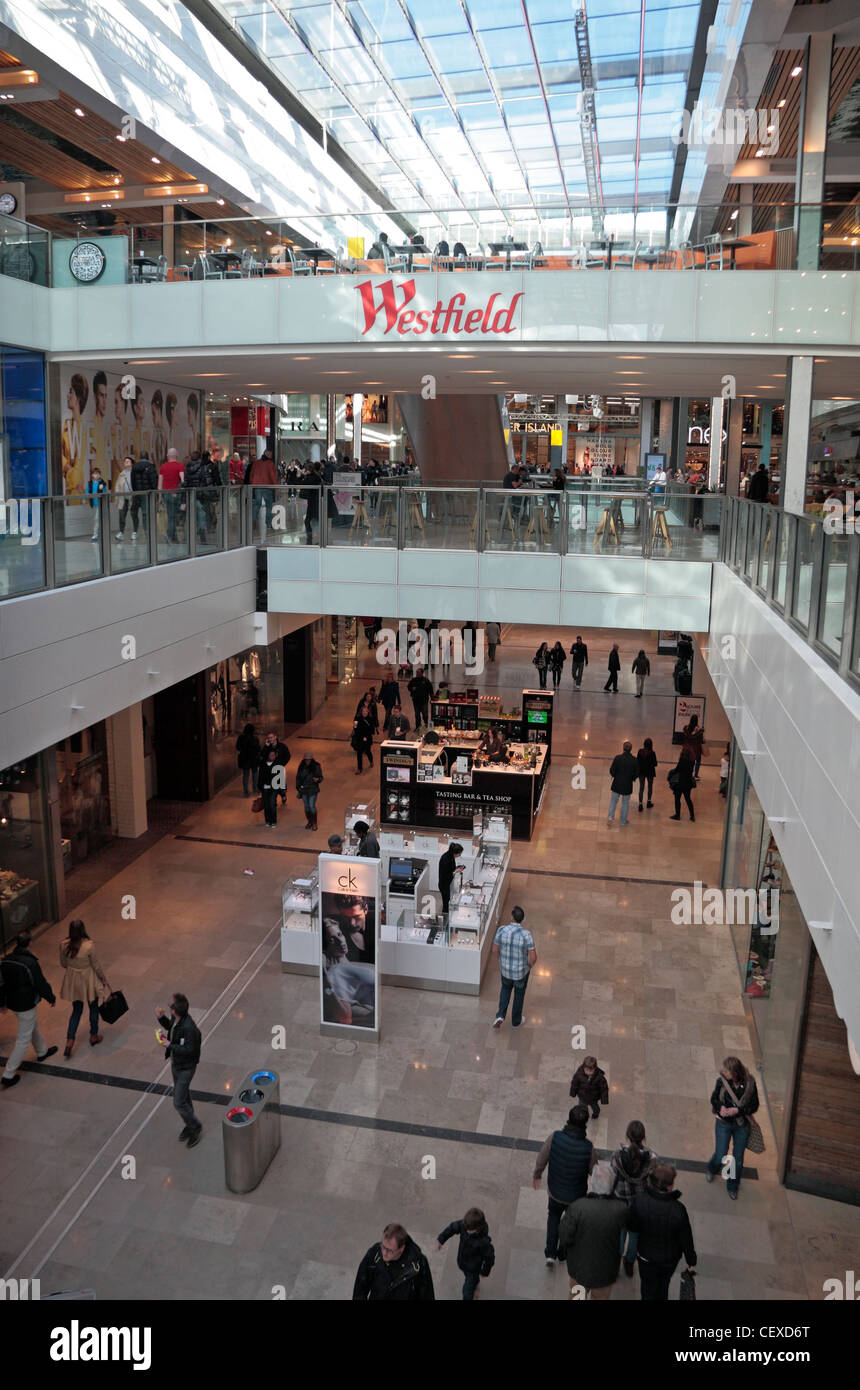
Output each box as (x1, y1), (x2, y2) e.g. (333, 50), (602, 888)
(408, 666), (433, 730)
(183, 449), (212, 545)
(532, 641), (550, 689)
(570, 1054), (609, 1119)
(626, 1164), (697, 1300)
(114, 455), (134, 541)
(557, 1163), (628, 1300)
(354, 820), (379, 857)
(353, 1223), (435, 1301)
(485, 621), (501, 663)
(436, 1206), (495, 1301)
(295, 752), (323, 831)
(549, 641), (566, 690)
(129, 450), (158, 540)
(533, 1105), (596, 1265)
(257, 743), (283, 828)
(59, 920), (110, 1057)
(747, 461), (770, 502)
(632, 649), (651, 698)
(438, 841), (464, 918)
(85, 466), (107, 542)
(706, 1056), (760, 1200)
(379, 673), (400, 732)
(637, 737), (657, 812)
(570, 635), (588, 689)
(611, 1120), (657, 1277)
(156, 993), (203, 1147)
(607, 740), (639, 826)
(351, 700), (374, 774)
(248, 448), (278, 538)
(357, 688), (379, 736)
(682, 714), (706, 778)
(719, 742), (730, 798)
(491, 906), (535, 1030)
(0, 931), (58, 1088)
(158, 448), (185, 543)
(669, 746), (696, 822)
(235, 723), (260, 798)
(604, 642), (621, 693)
(388, 703), (410, 738)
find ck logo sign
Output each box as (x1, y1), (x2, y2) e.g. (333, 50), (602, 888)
(336, 868), (358, 891)
(357, 278), (523, 338)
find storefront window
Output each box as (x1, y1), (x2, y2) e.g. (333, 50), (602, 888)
(56, 724), (113, 870)
(0, 756), (50, 950)
(207, 640), (285, 792)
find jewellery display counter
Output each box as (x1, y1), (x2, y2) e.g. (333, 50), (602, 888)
(280, 870), (319, 974)
(343, 800), (378, 854)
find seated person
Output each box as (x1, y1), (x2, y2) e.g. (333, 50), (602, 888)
(479, 725), (508, 762)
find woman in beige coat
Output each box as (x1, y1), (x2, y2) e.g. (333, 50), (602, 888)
(60, 919), (110, 1057)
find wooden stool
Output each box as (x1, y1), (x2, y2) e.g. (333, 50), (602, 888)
(376, 497), (395, 536)
(651, 508), (672, 550)
(594, 506), (619, 551)
(525, 502), (552, 547)
(469, 514), (490, 547)
(498, 497), (518, 544)
(407, 492), (426, 540)
(350, 496), (371, 538)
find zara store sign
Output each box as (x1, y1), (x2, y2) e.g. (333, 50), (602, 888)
(356, 277), (524, 339)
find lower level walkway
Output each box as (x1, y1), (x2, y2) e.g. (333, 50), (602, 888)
(1, 625), (855, 1300)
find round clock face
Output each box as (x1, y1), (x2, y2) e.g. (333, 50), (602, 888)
(69, 241), (106, 283)
(0, 192), (17, 215)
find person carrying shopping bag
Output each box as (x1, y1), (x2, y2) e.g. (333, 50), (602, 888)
(59, 919), (110, 1057)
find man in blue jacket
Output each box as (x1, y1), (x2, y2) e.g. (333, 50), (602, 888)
(533, 1105), (597, 1265)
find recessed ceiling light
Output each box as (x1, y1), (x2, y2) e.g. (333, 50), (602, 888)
(755, 148), (766, 158)
(217, 198), (225, 206)
(74, 107), (85, 117)
(115, 134), (126, 142)
(730, 210), (739, 220)
(293, 356), (313, 360)
(790, 65), (802, 78)
(151, 156), (161, 164)
(617, 355), (645, 360)
(128, 359), (168, 364)
(323, 371), (350, 375)
(449, 354), (474, 359)
(192, 373), (227, 377)
(616, 371), (641, 375)
(464, 370), (493, 374)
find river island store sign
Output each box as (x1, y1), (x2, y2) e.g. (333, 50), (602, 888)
(356, 277), (524, 339)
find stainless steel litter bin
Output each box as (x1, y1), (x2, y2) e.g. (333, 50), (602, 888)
(222, 1068), (281, 1193)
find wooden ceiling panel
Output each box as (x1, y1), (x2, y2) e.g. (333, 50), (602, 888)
(0, 49), (21, 67)
(22, 91), (192, 187)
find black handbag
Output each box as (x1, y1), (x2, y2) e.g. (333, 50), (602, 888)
(680, 1269), (696, 1301)
(98, 990), (129, 1025)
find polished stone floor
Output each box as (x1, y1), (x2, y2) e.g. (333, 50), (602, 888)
(1, 624), (855, 1301)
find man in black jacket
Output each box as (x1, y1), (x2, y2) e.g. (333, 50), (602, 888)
(353, 1223), (435, 1300)
(603, 641), (621, 692)
(747, 463), (770, 502)
(607, 740), (639, 826)
(533, 1105), (596, 1264)
(261, 730), (290, 806)
(156, 993), (202, 1146)
(438, 842), (464, 917)
(129, 452), (158, 539)
(437, 1206), (495, 1300)
(408, 667), (433, 730)
(379, 674), (400, 731)
(570, 636), (588, 688)
(1, 931), (58, 1088)
(626, 1164), (697, 1300)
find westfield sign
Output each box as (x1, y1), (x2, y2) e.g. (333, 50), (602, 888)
(356, 278), (523, 338)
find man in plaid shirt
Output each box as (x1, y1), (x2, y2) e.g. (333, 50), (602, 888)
(491, 907), (536, 1029)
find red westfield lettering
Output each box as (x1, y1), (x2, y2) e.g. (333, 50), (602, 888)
(357, 278), (523, 337)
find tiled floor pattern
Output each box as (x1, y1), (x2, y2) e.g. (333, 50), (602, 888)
(1, 624), (854, 1300)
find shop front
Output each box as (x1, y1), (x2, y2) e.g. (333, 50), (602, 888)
(0, 754), (54, 951)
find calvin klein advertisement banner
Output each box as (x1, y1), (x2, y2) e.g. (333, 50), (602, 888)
(319, 853), (380, 1038)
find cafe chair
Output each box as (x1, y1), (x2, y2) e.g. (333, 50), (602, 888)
(286, 247), (312, 276)
(139, 254), (168, 283)
(703, 233), (724, 269)
(240, 247), (263, 277)
(432, 241), (453, 271)
(675, 241), (695, 270)
(582, 239), (609, 268)
(381, 242), (409, 273)
(481, 243), (507, 271)
(171, 262), (192, 280)
(194, 253), (224, 280)
(224, 256), (243, 280)
(410, 241), (433, 272)
(314, 246), (345, 275)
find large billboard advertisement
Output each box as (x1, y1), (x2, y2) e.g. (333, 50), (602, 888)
(318, 854), (380, 1039)
(59, 366), (203, 493)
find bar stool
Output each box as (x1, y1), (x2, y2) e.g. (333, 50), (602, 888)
(525, 500), (553, 548)
(350, 495), (372, 539)
(406, 492), (426, 540)
(376, 496), (395, 536)
(468, 513), (490, 547)
(594, 506), (619, 551)
(497, 496), (519, 545)
(651, 508), (672, 550)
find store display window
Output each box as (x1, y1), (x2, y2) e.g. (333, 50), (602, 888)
(56, 724), (112, 870)
(0, 756), (50, 950)
(206, 640), (285, 792)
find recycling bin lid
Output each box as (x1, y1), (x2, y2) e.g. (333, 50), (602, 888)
(225, 1106), (253, 1123)
(238, 1087), (264, 1104)
(251, 1070), (276, 1085)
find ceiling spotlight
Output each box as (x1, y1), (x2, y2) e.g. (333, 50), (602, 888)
(790, 66), (802, 78)
(217, 198), (225, 206)
(115, 134), (127, 142)
(74, 107), (85, 117)
(151, 156), (161, 164)
(777, 98), (786, 108)
(730, 209), (739, 220)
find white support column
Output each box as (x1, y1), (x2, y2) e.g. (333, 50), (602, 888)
(708, 397), (724, 491)
(639, 397), (654, 478)
(781, 356), (814, 515)
(106, 703), (148, 839)
(737, 185), (753, 238)
(352, 393), (363, 467)
(795, 33), (834, 269)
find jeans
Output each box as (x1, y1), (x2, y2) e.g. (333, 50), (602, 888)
(67, 999), (100, 1040)
(708, 1117), (748, 1193)
(537, 667), (547, 688)
(130, 495), (144, 532)
(638, 1255), (677, 1301)
(497, 971), (529, 1026)
(241, 766), (253, 797)
(356, 745), (373, 772)
(412, 702), (428, 729)
(635, 673), (646, 696)
(572, 661), (585, 686)
(171, 1063), (200, 1134)
(253, 489), (275, 533)
(638, 775), (654, 806)
(117, 498), (131, 534)
(261, 787), (278, 825)
(461, 1268), (480, 1301)
(165, 492), (182, 542)
(608, 791), (630, 824)
(604, 669), (618, 691)
(488, 643), (497, 663)
(620, 1227), (639, 1261)
(301, 791), (318, 817)
(2, 1006), (47, 1079)
(673, 788), (695, 819)
(545, 1196), (566, 1260)
(551, 666), (562, 688)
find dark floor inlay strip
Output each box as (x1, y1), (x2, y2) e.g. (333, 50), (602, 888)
(174, 834), (318, 854)
(0, 1055), (756, 1177)
(509, 866), (708, 889)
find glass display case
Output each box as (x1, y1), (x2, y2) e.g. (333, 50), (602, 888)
(343, 799), (378, 853)
(281, 870), (319, 974)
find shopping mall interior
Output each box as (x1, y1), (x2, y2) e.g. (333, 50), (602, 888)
(0, 0), (859, 1339)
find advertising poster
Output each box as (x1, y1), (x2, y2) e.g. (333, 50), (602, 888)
(657, 630), (679, 654)
(59, 365), (202, 492)
(319, 854), (380, 1039)
(673, 694), (706, 744)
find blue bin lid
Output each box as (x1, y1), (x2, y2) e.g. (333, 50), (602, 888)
(250, 1070), (276, 1085)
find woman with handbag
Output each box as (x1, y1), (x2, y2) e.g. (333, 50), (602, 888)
(235, 722), (260, 798)
(682, 715), (706, 778)
(59, 919), (110, 1057)
(705, 1056), (761, 1199)
(351, 701), (374, 775)
(668, 747), (696, 822)
(295, 753), (324, 831)
(532, 641), (550, 689)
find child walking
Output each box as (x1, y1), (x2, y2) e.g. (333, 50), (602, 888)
(436, 1206), (495, 1300)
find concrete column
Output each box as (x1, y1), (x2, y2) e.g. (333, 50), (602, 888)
(781, 356), (814, 514)
(724, 398), (744, 497)
(352, 393), (363, 467)
(553, 395), (568, 470)
(326, 393), (336, 459)
(657, 399), (673, 459)
(708, 397), (724, 490)
(670, 398), (689, 474)
(759, 400), (773, 475)
(106, 703), (148, 839)
(639, 397), (655, 478)
(737, 185), (753, 238)
(163, 206), (174, 269)
(794, 33), (834, 270)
